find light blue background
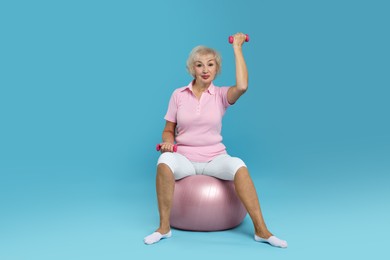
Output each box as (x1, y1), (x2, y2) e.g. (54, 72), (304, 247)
(1, 0), (389, 259)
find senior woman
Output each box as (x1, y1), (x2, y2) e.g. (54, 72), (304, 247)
(144, 33), (287, 248)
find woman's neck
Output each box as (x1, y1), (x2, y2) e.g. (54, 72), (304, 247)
(192, 80), (211, 93)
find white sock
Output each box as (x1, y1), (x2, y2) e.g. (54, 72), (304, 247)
(254, 234), (288, 248)
(144, 231), (172, 245)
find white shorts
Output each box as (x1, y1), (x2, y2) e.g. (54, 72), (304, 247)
(157, 153), (247, 181)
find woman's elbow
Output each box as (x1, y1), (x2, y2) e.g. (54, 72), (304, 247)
(237, 85), (248, 93)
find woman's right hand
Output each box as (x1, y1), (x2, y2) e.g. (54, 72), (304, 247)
(159, 142), (175, 153)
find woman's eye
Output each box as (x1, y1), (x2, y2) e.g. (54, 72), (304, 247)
(208, 63), (214, 67)
(196, 64), (202, 67)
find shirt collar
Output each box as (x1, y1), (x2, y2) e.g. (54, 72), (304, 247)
(182, 80), (215, 95)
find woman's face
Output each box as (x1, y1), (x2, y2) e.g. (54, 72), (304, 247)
(193, 53), (217, 85)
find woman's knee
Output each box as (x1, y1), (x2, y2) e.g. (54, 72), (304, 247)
(157, 152), (196, 180)
(230, 157), (247, 178)
(234, 165), (249, 178)
(157, 162), (173, 173)
(157, 153), (176, 173)
(157, 163), (175, 181)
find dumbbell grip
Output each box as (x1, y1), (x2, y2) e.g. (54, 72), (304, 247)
(156, 144), (178, 152)
(228, 34), (250, 44)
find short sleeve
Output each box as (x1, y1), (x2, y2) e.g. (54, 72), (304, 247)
(220, 86), (233, 109)
(164, 90), (178, 123)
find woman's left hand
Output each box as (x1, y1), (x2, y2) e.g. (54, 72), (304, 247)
(232, 33), (247, 48)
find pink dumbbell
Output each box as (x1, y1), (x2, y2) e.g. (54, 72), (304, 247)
(156, 143), (178, 152)
(228, 34), (250, 44)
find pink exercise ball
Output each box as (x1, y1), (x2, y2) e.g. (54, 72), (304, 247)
(170, 175), (247, 231)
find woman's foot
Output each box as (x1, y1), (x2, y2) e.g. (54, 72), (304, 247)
(144, 228), (172, 245)
(254, 233), (288, 248)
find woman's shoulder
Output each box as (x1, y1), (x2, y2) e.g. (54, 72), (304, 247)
(213, 85), (230, 95)
(175, 85), (189, 92)
(169, 86), (186, 97)
(170, 82), (192, 95)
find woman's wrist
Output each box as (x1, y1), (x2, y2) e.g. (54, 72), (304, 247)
(162, 141), (174, 145)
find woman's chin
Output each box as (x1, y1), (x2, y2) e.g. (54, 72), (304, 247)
(200, 78), (213, 84)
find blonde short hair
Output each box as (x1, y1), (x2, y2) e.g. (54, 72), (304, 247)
(186, 46), (222, 78)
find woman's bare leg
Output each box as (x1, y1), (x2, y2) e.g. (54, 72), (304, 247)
(155, 163), (175, 234)
(234, 167), (287, 248)
(144, 163), (174, 245)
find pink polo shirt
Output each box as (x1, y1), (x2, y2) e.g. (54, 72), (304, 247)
(164, 81), (232, 162)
